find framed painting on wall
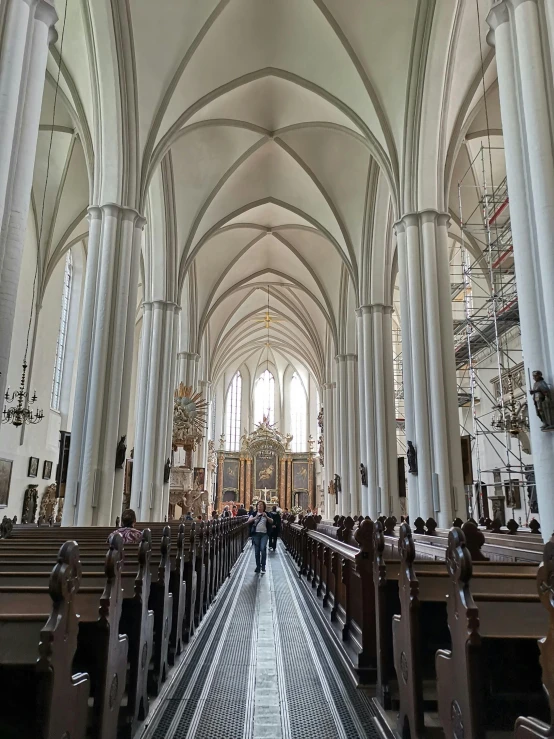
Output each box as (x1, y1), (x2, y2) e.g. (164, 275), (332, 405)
(292, 461), (309, 491)
(222, 459), (239, 491)
(28, 457), (39, 478)
(43, 460), (53, 480)
(255, 452), (276, 490)
(0, 458), (12, 506)
(193, 467), (205, 490)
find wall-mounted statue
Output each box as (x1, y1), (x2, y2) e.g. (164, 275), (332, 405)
(407, 441), (418, 475)
(21, 485), (38, 524)
(334, 474), (341, 497)
(164, 457), (171, 484)
(115, 435), (127, 469)
(530, 370), (554, 430)
(360, 463), (368, 487)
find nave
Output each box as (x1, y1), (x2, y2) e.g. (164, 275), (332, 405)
(144, 543), (378, 739)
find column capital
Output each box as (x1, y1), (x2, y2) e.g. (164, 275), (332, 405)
(395, 210), (450, 231)
(323, 382), (336, 390)
(335, 353), (357, 363)
(143, 299), (180, 311)
(487, 1), (510, 37)
(88, 203), (146, 228)
(34, 0), (58, 29)
(178, 351), (200, 361)
(359, 302), (394, 314)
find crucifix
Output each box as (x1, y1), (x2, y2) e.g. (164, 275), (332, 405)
(262, 487), (269, 503)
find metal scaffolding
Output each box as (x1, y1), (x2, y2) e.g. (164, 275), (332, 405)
(453, 144), (534, 523)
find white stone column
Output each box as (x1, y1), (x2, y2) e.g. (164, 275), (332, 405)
(63, 205), (145, 526)
(394, 212), (464, 528)
(131, 300), (179, 522)
(488, 0), (554, 539)
(356, 311), (370, 516)
(361, 304), (400, 519)
(197, 380), (212, 468)
(322, 382), (336, 518)
(178, 351), (200, 387)
(395, 224), (418, 523)
(0, 0), (57, 403)
(335, 354), (360, 516)
(361, 306), (378, 518)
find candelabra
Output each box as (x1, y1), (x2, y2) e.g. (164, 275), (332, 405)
(2, 362), (44, 428)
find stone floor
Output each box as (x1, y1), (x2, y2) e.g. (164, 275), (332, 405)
(143, 541), (380, 739)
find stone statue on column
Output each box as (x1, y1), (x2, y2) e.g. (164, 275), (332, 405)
(530, 370), (554, 430)
(360, 464), (368, 487)
(115, 436), (127, 469)
(407, 441), (418, 475)
(164, 457), (171, 484)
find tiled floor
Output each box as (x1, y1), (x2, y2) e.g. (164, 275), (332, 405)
(145, 542), (380, 739)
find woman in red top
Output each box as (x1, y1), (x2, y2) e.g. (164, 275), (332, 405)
(232, 505), (238, 517)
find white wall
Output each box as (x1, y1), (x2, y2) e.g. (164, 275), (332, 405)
(0, 217), (77, 520)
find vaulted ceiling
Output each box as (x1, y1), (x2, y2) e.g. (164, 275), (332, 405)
(42, 0), (497, 388)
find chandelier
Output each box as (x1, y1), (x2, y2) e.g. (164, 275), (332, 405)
(2, 362), (44, 427)
(491, 372), (529, 436)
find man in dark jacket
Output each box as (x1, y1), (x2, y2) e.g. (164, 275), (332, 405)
(237, 503), (248, 516)
(268, 505), (281, 551)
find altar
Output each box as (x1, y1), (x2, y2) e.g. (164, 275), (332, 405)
(216, 417), (316, 511)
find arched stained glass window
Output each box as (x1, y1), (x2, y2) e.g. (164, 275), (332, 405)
(225, 372), (242, 451)
(290, 372), (307, 452)
(51, 250), (72, 411)
(255, 369), (275, 425)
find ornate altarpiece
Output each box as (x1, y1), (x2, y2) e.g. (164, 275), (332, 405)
(168, 385), (209, 519)
(216, 417), (316, 511)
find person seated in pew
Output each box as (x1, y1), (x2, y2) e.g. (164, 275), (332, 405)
(185, 510), (194, 521)
(212, 510), (219, 519)
(237, 503), (248, 517)
(108, 508), (142, 545)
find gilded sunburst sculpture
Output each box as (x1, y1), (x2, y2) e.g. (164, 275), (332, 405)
(173, 383), (209, 442)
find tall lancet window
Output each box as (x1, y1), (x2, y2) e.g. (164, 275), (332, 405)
(51, 250), (73, 411)
(225, 371), (242, 451)
(290, 372), (307, 452)
(255, 370), (275, 425)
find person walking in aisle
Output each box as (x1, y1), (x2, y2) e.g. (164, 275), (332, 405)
(268, 504), (281, 551)
(249, 501), (272, 573)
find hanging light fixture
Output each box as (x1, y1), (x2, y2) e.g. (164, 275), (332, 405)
(3, 363), (43, 427)
(2, 0), (68, 428)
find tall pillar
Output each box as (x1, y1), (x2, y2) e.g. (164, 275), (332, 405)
(196, 380), (212, 471)
(356, 312), (369, 516)
(394, 212), (464, 528)
(216, 453), (223, 512)
(0, 0), (58, 403)
(63, 206), (145, 526)
(322, 382), (336, 518)
(287, 456), (292, 509)
(488, 0), (554, 540)
(359, 304), (400, 519)
(245, 458), (252, 509)
(130, 300), (179, 522)
(178, 351), (200, 387)
(335, 354), (360, 516)
(279, 456), (286, 509)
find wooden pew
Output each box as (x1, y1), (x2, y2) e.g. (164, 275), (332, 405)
(514, 535), (554, 739)
(391, 525), (548, 738)
(0, 529), (155, 737)
(0, 540), (90, 739)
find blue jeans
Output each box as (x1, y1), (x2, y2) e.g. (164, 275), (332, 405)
(253, 532), (268, 569)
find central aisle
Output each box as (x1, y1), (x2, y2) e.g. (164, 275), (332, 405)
(145, 543), (380, 739)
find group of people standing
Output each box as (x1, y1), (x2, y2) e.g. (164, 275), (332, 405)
(248, 501), (282, 574)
